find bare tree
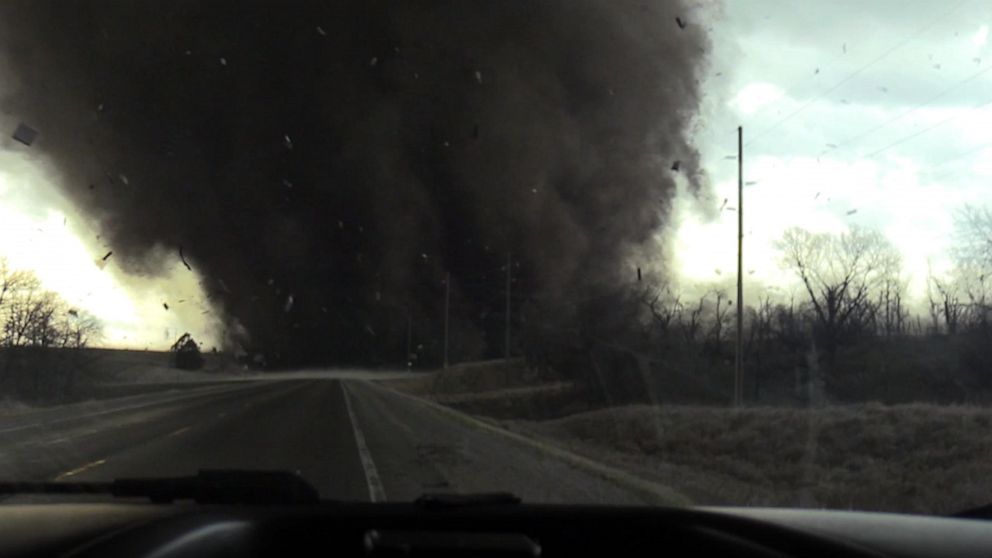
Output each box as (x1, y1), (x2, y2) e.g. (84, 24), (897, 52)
(778, 227), (901, 357)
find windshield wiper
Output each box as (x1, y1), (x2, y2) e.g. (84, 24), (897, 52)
(0, 469), (320, 505)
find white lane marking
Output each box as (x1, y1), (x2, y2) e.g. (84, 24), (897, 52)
(340, 382), (386, 502)
(167, 426), (192, 438)
(0, 383), (259, 435)
(54, 458), (106, 480)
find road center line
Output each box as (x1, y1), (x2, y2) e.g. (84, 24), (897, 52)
(340, 381), (386, 502)
(55, 458), (107, 481)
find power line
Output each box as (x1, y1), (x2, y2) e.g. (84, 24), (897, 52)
(825, 62), (992, 155)
(864, 97), (992, 159)
(745, 0), (969, 149)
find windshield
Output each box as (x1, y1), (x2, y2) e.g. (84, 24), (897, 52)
(0, 0), (989, 514)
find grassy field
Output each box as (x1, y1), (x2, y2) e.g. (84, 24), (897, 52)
(500, 403), (992, 514)
(387, 363), (992, 515)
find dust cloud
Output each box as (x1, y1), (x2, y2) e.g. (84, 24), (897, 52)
(0, 1), (708, 366)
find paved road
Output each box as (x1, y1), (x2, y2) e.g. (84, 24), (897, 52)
(0, 375), (663, 505)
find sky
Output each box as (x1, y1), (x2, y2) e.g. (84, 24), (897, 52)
(674, 0), (992, 303)
(1, 0), (991, 348)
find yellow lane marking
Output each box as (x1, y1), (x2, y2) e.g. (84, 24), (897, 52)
(54, 458), (107, 481)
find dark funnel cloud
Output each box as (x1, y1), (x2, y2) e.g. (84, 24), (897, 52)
(0, 1), (708, 367)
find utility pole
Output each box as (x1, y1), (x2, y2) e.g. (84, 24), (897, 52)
(443, 272), (450, 369)
(505, 252), (512, 360)
(406, 314), (412, 371)
(735, 126), (744, 407)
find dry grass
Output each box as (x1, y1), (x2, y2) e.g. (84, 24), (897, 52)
(503, 403), (992, 515)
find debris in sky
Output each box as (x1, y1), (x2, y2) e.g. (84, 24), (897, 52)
(636, 267), (642, 281)
(814, 192), (821, 199)
(840, 99), (850, 104)
(726, 206), (736, 212)
(163, 302), (169, 310)
(675, 16), (686, 29)
(12, 123), (38, 146)
(814, 67), (820, 74)
(102, 251), (113, 261)
(842, 42), (846, 53)
(933, 63), (941, 70)
(531, 188), (538, 194)
(88, 184), (95, 190)
(283, 134), (293, 150)
(63, 217), (66, 225)
(878, 86), (888, 93)
(219, 57), (227, 66)
(748, 269), (755, 275)
(474, 70), (483, 84)
(745, 181), (757, 186)
(375, 291), (381, 301)
(443, 141), (450, 147)
(97, 103), (104, 112)
(719, 198), (728, 210)
(846, 209), (858, 215)
(316, 26), (327, 36)
(369, 56), (378, 67)
(413, 72), (419, 79)
(284, 294), (294, 313)
(421, 253), (428, 260)
(119, 173), (129, 185)
(826, 143), (837, 148)
(715, 268), (722, 275)
(179, 245), (192, 271)
(670, 160), (681, 172)
(974, 57), (983, 64)
(723, 155), (736, 160)
(68, 309), (78, 317)
(282, 178), (293, 188)
(365, 324), (376, 336)
(714, 72), (722, 77)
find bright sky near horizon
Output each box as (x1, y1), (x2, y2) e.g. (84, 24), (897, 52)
(1, 0), (991, 347)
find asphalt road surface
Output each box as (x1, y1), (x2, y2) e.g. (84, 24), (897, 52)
(0, 374), (667, 505)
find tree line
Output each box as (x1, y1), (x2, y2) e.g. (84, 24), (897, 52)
(518, 206), (992, 407)
(0, 259), (103, 401)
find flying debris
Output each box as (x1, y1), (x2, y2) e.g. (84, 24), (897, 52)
(119, 173), (129, 185)
(369, 56), (378, 67)
(284, 294), (294, 313)
(474, 70), (483, 84)
(842, 42), (846, 54)
(11, 123), (38, 146)
(219, 57), (227, 66)
(814, 192), (821, 199)
(670, 160), (681, 172)
(719, 198), (728, 210)
(637, 267), (642, 281)
(179, 246), (192, 271)
(846, 209), (858, 216)
(316, 26), (327, 36)
(675, 16), (686, 29)
(102, 251), (113, 261)
(67, 309), (79, 317)
(745, 181), (757, 186)
(814, 67), (820, 74)
(715, 269), (722, 275)
(163, 302), (170, 310)
(283, 134), (293, 150)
